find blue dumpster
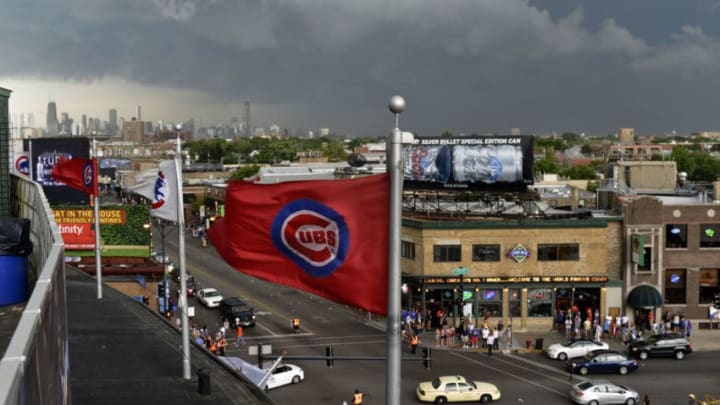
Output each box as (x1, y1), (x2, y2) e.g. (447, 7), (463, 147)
(0, 218), (33, 306)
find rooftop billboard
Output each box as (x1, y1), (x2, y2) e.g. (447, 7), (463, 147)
(29, 137), (91, 205)
(402, 135), (534, 191)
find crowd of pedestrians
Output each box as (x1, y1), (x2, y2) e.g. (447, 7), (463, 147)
(554, 307), (695, 344)
(401, 307), (513, 354)
(188, 319), (246, 357)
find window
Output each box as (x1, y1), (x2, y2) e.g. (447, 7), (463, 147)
(528, 288), (552, 317)
(665, 224), (687, 248)
(433, 245), (461, 262)
(457, 382), (472, 392)
(537, 243), (579, 261)
(664, 269), (686, 304)
(699, 269), (720, 304)
(401, 241), (415, 259)
(700, 224), (720, 248)
(477, 288), (501, 317)
(508, 288), (521, 317)
(637, 247), (652, 271)
(472, 244), (500, 262)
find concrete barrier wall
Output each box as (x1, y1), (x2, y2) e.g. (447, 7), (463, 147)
(0, 175), (68, 405)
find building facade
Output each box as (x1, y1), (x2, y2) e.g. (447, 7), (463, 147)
(121, 119), (144, 143)
(624, 196), (720, 326)
(400, 216), (624, 331)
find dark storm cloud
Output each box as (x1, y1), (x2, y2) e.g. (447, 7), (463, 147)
(3, 0), (720, 135)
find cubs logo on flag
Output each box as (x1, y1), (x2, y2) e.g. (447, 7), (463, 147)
(209, 173), (390, 315)
(128, 160), (180, 222)
(152, 170), (169, 210)
(271, 199), (350, 277)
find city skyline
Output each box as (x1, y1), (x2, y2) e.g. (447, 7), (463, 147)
(4, 1), (720, 137)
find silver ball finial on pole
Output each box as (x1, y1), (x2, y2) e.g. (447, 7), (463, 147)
(388, 95), (406, 115)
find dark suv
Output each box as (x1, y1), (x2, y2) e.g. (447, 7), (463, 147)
(219, 297), (256, 328)
(627, 334), (692, 360)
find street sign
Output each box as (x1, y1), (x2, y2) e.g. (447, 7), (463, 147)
(248, 344), (273, 356)
(453, 267), (468, 276)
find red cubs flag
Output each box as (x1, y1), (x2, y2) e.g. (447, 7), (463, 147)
(208, 173), (390, 315)
(51, 157), (98, 196)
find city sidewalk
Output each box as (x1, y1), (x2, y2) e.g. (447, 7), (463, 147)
(365, 317), (720, 354)
(509, 323), (720, 354)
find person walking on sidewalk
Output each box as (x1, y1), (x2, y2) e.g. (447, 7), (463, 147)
(352, 389), (364, 405)
(235, 325), (245, 346)
(486, 333), (495, 356)
(565, 317), (572, 339)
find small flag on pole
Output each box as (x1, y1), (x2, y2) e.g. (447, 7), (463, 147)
(51, 157), (98, 196)
(128, 160), (180, 222)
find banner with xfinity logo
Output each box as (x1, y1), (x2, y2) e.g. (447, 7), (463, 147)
(402, 135), (534, 191)
(52, 208), (127, 250)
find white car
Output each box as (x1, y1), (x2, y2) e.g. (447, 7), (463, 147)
(264, 363), (304, 391)
(196, 288), (224, 308)
(546, 339), (609, 361)
(416, 375), (501, 403)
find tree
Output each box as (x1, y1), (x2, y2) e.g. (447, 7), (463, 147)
(586, 180), (599, 193)
(228, 164), (263, 180)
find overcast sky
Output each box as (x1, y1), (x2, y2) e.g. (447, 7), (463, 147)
(3, 0), (720, 137)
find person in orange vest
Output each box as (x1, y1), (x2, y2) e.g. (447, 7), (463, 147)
(218, 335), (226, 356)
(209, 338), (218, 355)
(292, 317), (300, 333)
(235, 325), (245, 346)
(409, 334), (420, 354)
(352, 389), (364, 405)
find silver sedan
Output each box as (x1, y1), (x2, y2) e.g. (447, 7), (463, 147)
(569, 379), (639, 405)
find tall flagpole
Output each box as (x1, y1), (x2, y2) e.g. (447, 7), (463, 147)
(386, 96), (405, 405)
(92, 137), (103, 299)
(175, 126), (191, 379)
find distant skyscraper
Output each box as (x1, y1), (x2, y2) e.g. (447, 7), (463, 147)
(60, 112), (72, 134)
(136, 105), (142, 121)
(81, 114), (87, 135)
(46, 101), (58, 135)
(109, 109), (118, 135)
(244, 99), (251, 137)
(28, 112), (35, 128)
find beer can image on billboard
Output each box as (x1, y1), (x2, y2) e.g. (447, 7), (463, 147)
(402, 144), (452, 183)
(452, 144), (523, 184)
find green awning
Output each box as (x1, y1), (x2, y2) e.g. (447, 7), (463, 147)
(627, 285), (663, 308)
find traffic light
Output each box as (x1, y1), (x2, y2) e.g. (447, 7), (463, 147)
(325, 345), (334, 367)
(422, 347), (432, 369)
(713, 292), (720, 309)
(157, 282), (166, 298)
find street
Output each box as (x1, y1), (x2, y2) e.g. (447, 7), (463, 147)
(159, 227), (720, 404)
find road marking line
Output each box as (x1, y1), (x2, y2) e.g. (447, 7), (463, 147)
(449, 351), (569, 396)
